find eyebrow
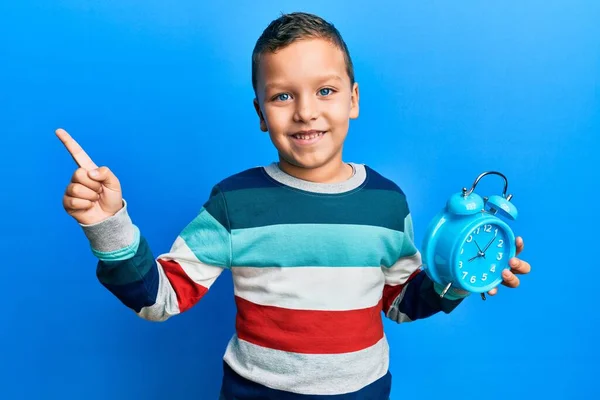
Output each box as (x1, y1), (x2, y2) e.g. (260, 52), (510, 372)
(264, 74), (344, 92)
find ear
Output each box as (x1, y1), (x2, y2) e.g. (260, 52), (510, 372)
(349, 82), (359, 119)
(253, 98), (268, 132)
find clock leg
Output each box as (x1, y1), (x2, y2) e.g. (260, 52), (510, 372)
(481, 293), (486, 301)
(439, 282), (452, 298)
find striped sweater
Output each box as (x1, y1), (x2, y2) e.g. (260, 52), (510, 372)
(81, 162), (464, 399)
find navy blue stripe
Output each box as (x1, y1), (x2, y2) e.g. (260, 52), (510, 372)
(217, 167), (280, 192)
(212, 165), (409, 231)
(363, 166), (406, 194)
(96, 236), (159, 312)
(217, 166), (406, 196)
(219, 362), (392, 400)
(399, 272), (463, 320)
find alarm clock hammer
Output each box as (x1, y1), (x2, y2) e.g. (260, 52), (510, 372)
(421, 171), (519, 301)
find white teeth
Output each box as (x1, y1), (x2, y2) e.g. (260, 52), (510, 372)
(295, 132), (324, 140)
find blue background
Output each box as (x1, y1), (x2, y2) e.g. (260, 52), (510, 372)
(1, 1), (598, 399)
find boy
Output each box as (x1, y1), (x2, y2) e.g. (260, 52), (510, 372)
(57, 12), (531, 400)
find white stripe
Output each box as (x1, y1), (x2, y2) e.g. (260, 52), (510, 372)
(382, 251), (422, 285)
(223, 334), (389, 395)
(162, 236), (225, 288)
(232, 266), (385, 311)
(137, 236), (224, 322)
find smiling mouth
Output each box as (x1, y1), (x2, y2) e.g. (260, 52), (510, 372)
(291, 130), (326, 140)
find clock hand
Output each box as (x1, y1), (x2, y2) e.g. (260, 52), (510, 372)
(482, 233), (497, 254)
(474, 240), (484, 253)
(468, 254), (480, 262)
(474, 240), (485, 258)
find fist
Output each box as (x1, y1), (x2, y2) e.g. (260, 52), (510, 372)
(56, 128), (124, 225)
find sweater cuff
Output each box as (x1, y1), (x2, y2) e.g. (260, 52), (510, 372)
(80, 200), (140, 261)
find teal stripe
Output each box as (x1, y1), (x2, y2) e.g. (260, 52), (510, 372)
(96, 235), (156, 285)
(393, 213), (419, 262)
(404, 214), (414, 242)
(180, 207), (231, 268)
(223, 187), (408, 231)
(92, 225), (141, 262)
(204, 185), (231, 232)
(231, 223), (416, 267)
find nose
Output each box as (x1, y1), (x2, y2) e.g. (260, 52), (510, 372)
(293, 94), (319, 122)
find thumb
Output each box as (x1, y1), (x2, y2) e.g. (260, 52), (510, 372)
(88, 166), (121, 191)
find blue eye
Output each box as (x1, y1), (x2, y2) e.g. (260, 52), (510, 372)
(319, 88), (333, 96)
(275, 93), (290, 101)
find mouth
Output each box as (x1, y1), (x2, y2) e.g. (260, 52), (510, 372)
(289, 130), (326, 145)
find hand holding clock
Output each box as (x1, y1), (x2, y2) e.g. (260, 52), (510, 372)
(422, 171), (530, 300)
(486, 236), (530, 296)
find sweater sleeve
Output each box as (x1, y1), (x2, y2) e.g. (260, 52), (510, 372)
(381, 204), (468, 324)
(80, 185), (231, 322)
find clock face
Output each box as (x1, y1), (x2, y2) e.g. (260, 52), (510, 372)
(456, 223), (510, 289)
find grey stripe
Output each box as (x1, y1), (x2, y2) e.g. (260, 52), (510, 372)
(223, 334), (389, 395)
(263, 162), (366, 194)
(138, 263), (180, 321)
(79, 200), (136, 253)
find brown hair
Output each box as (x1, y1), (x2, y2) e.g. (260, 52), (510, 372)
(251, 12), (355, 92)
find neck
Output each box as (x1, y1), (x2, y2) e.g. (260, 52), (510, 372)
(277, 157), (353, 184)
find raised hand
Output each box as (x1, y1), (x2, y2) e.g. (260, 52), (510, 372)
(57, 128), (123, 225)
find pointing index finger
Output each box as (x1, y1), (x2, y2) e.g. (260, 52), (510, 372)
(55, 128), (98, 170)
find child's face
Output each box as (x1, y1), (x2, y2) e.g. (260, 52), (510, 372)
(254, 38), (359, 172)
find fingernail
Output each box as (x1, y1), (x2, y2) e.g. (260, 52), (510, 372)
(510, 258), (518, 267)
(89, 169), (99, 177)
(502, 269), (511, 278)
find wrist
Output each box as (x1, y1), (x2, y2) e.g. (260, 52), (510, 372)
(80, 199), (140, 261)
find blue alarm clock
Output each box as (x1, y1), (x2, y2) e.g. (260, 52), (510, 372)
(422, 171), (518, 300)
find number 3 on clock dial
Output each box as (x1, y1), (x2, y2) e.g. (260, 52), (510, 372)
(457, 223), (509, 288)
